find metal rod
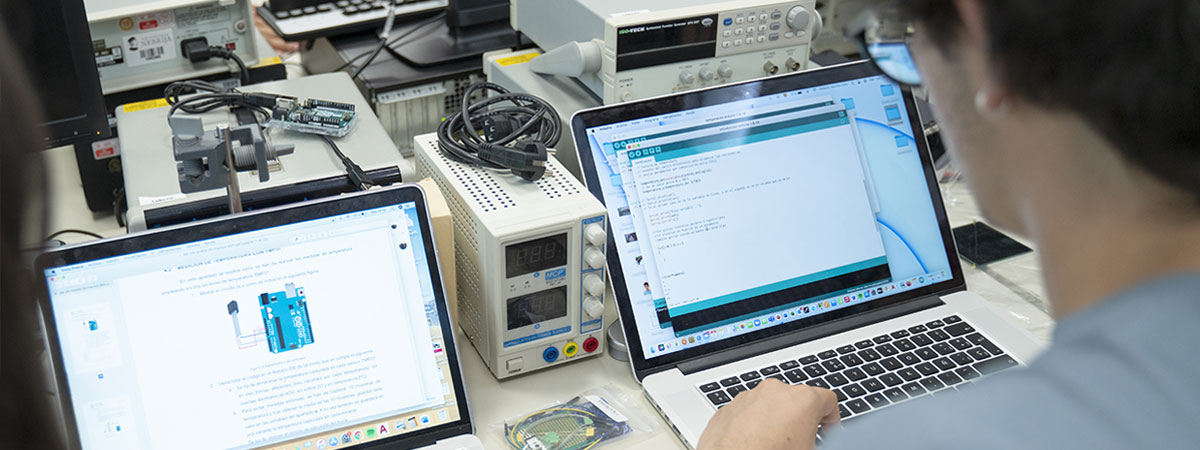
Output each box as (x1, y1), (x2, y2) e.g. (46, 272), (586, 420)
(224, 127), (243, 214)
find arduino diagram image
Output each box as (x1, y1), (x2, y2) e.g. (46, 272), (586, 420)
(226, 282), (314, 353)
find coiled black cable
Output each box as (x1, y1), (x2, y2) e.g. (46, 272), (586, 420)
(436, 82), (561, 181)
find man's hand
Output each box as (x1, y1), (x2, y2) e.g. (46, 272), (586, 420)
(697, 379), (840, 450)
(253, 8), (301, 55)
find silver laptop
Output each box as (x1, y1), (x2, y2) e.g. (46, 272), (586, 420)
(570, 61), (1044, 448)
(36, 185), (484, 450)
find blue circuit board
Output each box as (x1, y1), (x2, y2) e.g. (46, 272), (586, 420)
(259, 283), (314, 353)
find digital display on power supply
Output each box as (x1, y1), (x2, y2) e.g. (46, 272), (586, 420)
(505, 234), (568, 278)
(506, 286), (569, 330)
(616, 14), (719, 72)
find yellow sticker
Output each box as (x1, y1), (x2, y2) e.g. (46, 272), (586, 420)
(255, 56), (283, 67)
(122, 98), (170, 113)
(496, 52), (539, 67)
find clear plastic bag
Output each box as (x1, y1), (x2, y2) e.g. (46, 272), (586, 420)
(493, 385), (658, 450)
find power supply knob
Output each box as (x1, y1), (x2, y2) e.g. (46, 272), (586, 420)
(679, 71), (696, 85)
(786, 6), (812, 32)
(584, 247), (605, 269)
(584, 274), (606, 297)
(718, 64), (734, 79)
(584, 223), (606, 247)
(698, 67), (716, 81)
(583, 295), (604, 319)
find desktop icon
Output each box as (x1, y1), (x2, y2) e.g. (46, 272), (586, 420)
(803, 306), (810, 313)
(329, 437), (339, 447)
(379, 424), (389, 435)
(408, 418), (417, 429)
(754, 319), (761, 326)
(438, 409), (448, 421)
(658, 344), (665, 351)
(397, 420), (407, 431)
(688, 336), (695, 343)
(316, 439), (327, 449)
(366, 428), (375, 439)
(420, 415), (431, 425)
(341, 432), (351, 444)
(768, 316), (775, 323)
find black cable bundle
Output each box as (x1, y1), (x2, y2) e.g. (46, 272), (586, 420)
(436, 82), (561, 181)
(163, 80), (278, 124)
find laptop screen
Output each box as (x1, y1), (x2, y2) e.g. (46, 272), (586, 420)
(43, 201), (462, 450)
(578, 69), (954, 362)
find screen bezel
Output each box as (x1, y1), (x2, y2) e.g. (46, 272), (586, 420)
(570, 60), (966, 381)
(35, 184), (473, 450)
(33, 0), (110, 148)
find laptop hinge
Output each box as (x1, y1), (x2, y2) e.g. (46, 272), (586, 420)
(676, 294), (945, 376)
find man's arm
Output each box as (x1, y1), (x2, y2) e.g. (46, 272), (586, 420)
(698, 379), (841, 450)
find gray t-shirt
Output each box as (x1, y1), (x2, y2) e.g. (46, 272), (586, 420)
(823, 274), (1200, 449)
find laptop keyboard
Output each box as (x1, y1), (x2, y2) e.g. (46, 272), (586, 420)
(697, 315), (1017, 420)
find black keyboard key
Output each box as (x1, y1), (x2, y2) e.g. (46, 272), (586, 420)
(780, 360), (801, 371)
(720, 377), (741, 387)
(943, 315), (962, 324)
(843, 383), (867, 398)
(898, 367), (921, 381)
(760, 365), (781, 376)
(864, 393), (890, 408)
(336, 0), (349, 6)
(873, 335), (892, 344)
(928, 329), (951, 341)
(926, 319), (945, 328)
(818, 350), (838, 360)
(784, 369), (808, 384)
(908, 324), (927, 334)
(708, 390), (731, 405)
(916, 348), (940, 361)
(861, 378), (886, 392)
(950, 337), (972, 351)
(931, 387), (958, 397)
(799, 355), (819, 365)
(317, 4), (333, 11)
(858, 348), (881, 362)
(915, 362), (938, 376)
(836, 345), (856, 355)
(890, 329), (911, 339)
(901, 382), (926, 397)
(933, 342), (955, 355)
(822, 359), (845, 372)
(893, 338), (916, 352)
(955, 366), (981, 380)
(944, 322), (975, 336)
(937, 372), (963, 386)
(967, 347), (993, 361)
(303, 5), (317, 13)
(342, 5), (359, 14)
(862, 362), (885, 376)
(833, 388), (847, 402)
(880, 357), (903, 371)
(840, 354), (863, 367)
(844, 367), (867, 381)
(846, 398), (871, 414)
(877, 343), (899, 356)
(897, 352), (921, 366)
(974, 355), (1019, 375)
(883, 387), (909, 403)
(806, 378), (830, 389)
(741, 371), (762, 382)
(854, 339), (874, 349)
(919, 377), (945, 391)
(910, 334), (934, 347)
(933, 357), (957, 371)
(728, 385), (748, 397)
(951, 352), (975, 366)
(839, 404), (851, 419)
(700, 382), (721, 392)
(975, 335), (1005, 356)
(766, 374), (786, 384)
(275, 10), (291, 18)
(746, 379), (762, 389)
(804, 364), (827, 377)
(825, 372), (850, 387)
(880, 373), (904, 387)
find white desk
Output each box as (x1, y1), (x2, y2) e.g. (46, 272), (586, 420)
(41, 137), (1054, 450)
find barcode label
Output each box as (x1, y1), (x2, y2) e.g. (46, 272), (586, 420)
(124, 29), (177, 67)
(139, 47), (165, 60)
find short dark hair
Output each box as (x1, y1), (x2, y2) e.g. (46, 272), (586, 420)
(903, 0), (1200, 199)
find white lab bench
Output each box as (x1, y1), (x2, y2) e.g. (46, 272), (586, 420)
(40, 141), (1055, 449)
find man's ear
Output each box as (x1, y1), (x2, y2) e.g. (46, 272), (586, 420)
(953, 0), (1013, 113)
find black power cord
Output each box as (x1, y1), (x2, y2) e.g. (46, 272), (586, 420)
(180, 37), (251, 86)
(320, 135), (374, 191)
(335, 12), (447, 75)
(436, 82), (561, 181)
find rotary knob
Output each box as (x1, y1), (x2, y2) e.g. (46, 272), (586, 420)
(679, 71), (696, 85)
(698, 67), (716, 81)
(786, 6), (812, 32)
(584, 274), (606, 297)
(584, 247), (605, 270)
(583, 295), (604, 319)
(584, 223), (606, 247)
(718, 64), (734, 79)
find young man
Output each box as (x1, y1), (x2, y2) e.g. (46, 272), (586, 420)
(698, 0), (1200, 449)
